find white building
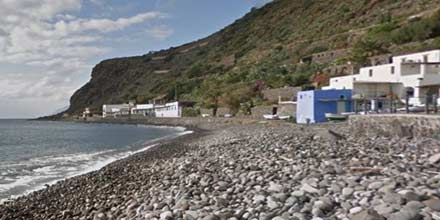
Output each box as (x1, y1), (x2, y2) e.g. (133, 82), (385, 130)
(131, 104), (155, 116)
(154, 102), (181, 118)
(102, 104), (131, 118)
(154, 101), (196, 118)
(323, 50), (440, 107)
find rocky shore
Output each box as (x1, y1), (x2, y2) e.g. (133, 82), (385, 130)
(1, 118), (440, 220)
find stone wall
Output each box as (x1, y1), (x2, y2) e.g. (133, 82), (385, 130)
(262, 86), (301, 102)
(86, 115), (260, 130)
(200, 107), (230, 117)
(348, 114), (440, 139)
(250, 106), (274, 119)
(322, 63), (360, 76)
(311, 49), (349, 64)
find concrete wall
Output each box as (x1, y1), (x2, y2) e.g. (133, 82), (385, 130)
(348, 114), (440, 139)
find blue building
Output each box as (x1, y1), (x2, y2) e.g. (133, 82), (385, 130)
(296, 89), (353, 124)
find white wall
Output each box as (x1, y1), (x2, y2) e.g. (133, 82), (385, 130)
(358, 64), (399, 82)
(155, 102), (181, 118)
(393, 50), (440, 64)
(324, 75), (355, 90)
(296, 91), (315, 124)
(325, 50), (440, 106)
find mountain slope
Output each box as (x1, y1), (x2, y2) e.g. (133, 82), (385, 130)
(66, 0), (440, 115)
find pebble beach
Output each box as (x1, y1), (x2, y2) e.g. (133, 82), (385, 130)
(1, 118), (440, 220)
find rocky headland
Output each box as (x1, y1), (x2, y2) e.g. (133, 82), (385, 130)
(1, 116), (440, 220)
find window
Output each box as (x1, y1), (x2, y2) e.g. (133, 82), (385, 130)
(369, 69), (373, 77)
(423, 55), (428, 63)
(391, 66), (395, 74)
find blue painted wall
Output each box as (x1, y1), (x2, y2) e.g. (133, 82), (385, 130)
(297, 89), (353, 123)
(313, 90), (352, 122)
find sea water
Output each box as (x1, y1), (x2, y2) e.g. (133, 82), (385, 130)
(0, 120), (187, 202)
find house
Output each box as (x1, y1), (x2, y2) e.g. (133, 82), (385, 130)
(82, 108), (92, 118)
(154, 101), (196, 118)
(102, 104), (132, 118)
(296, 90), (353, 124)
(323, 50), (440, 108)
(131, 104), (155, 116)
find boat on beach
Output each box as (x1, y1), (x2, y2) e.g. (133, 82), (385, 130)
(325, 113), (348, 122)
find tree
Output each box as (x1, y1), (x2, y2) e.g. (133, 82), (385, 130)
(351, 38), (388, 65)
(220, 85), (254, 115)
(200, 77), (223, 116)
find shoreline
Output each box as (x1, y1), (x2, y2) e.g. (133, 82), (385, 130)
(2, 118), (440, 220)
(0, 121), (200, 205)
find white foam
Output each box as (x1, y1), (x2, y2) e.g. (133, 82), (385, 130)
(0, 127), (193, 203)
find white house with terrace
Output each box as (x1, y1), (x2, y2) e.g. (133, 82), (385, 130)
(323, 50), (440, 107)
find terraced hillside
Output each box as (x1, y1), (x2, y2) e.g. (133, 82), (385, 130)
(65, 0), (440, 116)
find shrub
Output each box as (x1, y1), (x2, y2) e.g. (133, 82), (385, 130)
(182, 108), (200, 117)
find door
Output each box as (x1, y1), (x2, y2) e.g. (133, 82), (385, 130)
(336, 101), (346, 114)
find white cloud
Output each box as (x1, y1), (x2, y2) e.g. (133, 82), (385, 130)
(54, 12), (165, 33)
(0, 0), (166, 118)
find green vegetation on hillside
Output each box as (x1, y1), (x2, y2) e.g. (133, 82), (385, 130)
(66, 0), (440, 115)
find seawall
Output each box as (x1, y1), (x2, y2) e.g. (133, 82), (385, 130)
(349, 114), (440, 139)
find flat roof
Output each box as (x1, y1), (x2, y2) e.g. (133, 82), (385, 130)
(401, 62), (440, 65)
(353, 81), (400, 84)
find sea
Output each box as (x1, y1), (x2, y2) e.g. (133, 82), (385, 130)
(0, 120), (189, 202)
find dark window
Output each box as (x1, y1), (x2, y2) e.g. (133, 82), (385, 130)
(369, 69), (373, 77)
(391, 66), (395, 74)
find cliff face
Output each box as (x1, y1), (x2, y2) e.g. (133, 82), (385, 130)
(67, 0), (440, 114)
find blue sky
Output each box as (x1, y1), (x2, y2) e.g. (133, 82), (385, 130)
(0, 0), (271, 118)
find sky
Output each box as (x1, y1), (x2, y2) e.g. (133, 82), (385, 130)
(0, 0), (272, 119)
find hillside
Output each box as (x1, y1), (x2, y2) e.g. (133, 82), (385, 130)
(65, 0), (440, 115)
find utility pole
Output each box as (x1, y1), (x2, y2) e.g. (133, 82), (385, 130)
(174, 84), (178, 101)
(405, 94), (410, 114)
(425, 93), (430, 114)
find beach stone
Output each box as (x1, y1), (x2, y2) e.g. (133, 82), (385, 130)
(351, 209), (385, 220)
(268, 182), (283, 192)
(160, 211), (173, 220)
(301, 183), (319, 194)
(405, 201), (425, 210)
(368, 182), (383, 190)
(404, 192), (424, 202)
(429, 153), (440, 164)
(292, 190), (305, 197)
(331, 183), (342, 193)
(383, 193), (404, 205)
(373, 203), (394, 217)
(388, 207), (422, 220)
(342, 187), (354, 197)
(202, 214), (220, 220)
(253, 195), (266, 204)
(424, 198), (440, 211)
(184, 211), (199, 220)
(350, 207), (363, 214)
